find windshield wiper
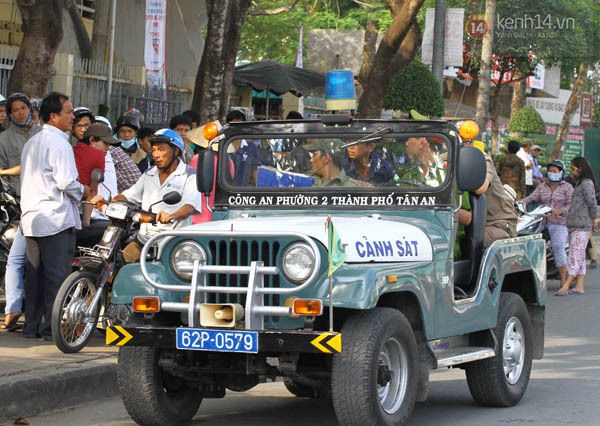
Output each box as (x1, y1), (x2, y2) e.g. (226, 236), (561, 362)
(341, 127), (392, 148)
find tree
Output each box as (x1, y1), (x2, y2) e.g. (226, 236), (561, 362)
(508, 105), (545, 136)
(382, 60), (444, 117)
(551, 63), (589, 160)
(356, 0), (426, 118)
(551, 1), (599, 159)
(8, 0), (66, 97)
(474, 0), (495, 148)
(461, 0), (592, 151)
(191, 0), (300, 123)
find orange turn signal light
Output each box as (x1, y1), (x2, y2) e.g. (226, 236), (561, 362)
(458, 119), (479, 140)
(133, 296), (160, 313)
(292, 299), (323, 316)
(203, 121), (222, 141)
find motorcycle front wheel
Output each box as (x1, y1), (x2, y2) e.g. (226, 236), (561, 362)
(51, 270), (102, 353)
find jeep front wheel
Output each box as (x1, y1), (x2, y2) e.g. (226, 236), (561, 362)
(118, 346), (203, 426)
(466, 292), (533, 407)
(332, 308), (418, 426)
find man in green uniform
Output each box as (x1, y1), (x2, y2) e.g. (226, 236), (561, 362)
(304, 139), (358, 187)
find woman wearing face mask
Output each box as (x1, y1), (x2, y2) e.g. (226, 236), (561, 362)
(521, 160), (573, 290)
(555, 157), (598, 296)
(115, 112), (149, 173)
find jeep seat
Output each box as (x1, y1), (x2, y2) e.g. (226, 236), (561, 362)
(454, 193), (486, 293)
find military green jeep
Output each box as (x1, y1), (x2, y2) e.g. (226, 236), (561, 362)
(109, 116), (546, 426)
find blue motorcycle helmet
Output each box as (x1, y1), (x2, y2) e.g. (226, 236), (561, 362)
(151, 128), (185, 155)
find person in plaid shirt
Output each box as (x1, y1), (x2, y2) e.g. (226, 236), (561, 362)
(109, 143), (141, 193)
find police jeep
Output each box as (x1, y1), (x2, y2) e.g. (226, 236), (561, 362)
(108, 116), (546, 426)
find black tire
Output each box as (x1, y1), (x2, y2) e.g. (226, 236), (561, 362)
(332, 308), (418, 426)
(118, 346), (203, 426)
(466, 292), (533, 407)
(51, 270), (101, 353)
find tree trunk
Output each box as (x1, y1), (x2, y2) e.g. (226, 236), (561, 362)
(66, 0), (91, 58)
(356, 0), (425, 118)
(191, 0), (229, 123)
(475, 0), (495, 142)
(490, 82), (502, 154)
(91, 0), (111, 62)
(218, 0), (252, 120)
(551, 62), (588, 161)
(510, 71), (527, 120)
(8, 0), (65, 97)
(357, 18), (379, 93)
(191, 0), (252, 123)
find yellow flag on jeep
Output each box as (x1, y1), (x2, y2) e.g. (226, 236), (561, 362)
(326, 216), (346, 277)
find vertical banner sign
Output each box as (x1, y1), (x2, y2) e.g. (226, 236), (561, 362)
(422, 8), (465, 67)
(145, 0), (167, 98)
(295, 24), (304, 116)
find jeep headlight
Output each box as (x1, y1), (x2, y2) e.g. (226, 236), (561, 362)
(170, 241), (207, 280)
(282, 243), (315, 283)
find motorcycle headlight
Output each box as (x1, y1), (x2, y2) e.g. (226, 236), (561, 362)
(282, 243), (316, 284)
(170, 241), (207, 280)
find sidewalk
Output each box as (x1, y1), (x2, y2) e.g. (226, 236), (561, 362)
(0, 313), (118, 422)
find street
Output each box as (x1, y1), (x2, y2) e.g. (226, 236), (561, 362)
(20, 265), (600, 426)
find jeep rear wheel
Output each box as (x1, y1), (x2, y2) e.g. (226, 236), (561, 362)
(118, 347), (203, 426)
(466, 292), (533, 407)
(332, 308), (418, 426)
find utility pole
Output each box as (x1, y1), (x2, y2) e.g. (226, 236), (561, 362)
(432, 0), (446, 92)
(475, 0), (495, 151)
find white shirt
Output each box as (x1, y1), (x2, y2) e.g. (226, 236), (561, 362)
(20, 124), (84, 237)
(122, 160), (201, 243)
(92, 150), (119, 221)
(516, 148), (533, 185)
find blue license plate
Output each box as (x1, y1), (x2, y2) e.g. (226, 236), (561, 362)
(176, 328), (258, 353)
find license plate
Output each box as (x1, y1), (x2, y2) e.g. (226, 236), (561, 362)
(176, 328), (258, 353)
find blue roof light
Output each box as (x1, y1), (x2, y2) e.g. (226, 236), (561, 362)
(325, 70), (356, 111)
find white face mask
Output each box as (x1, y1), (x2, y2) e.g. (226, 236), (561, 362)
(548, 171), (563, 182)
(119, 136), (138, 149)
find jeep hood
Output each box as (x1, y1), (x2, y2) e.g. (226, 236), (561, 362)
(186, 216), (433, 262)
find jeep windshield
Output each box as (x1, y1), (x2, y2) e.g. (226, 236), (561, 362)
(223, 135), (449, 189)
(212, 120), (457, 209)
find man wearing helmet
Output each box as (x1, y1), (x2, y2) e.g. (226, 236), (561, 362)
(94, 129), (201, 262)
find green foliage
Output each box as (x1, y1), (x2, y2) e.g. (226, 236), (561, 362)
(239, 0), (391, 64)
(382, 60), (444, 117)
(508, 106), (546, 135)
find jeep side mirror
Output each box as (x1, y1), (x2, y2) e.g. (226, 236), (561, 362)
(196, 149), (214, 195)
(457, 146), (486, 192)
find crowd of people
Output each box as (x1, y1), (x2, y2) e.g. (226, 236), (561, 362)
(0, 91), (203, 336)
(0, 93), (597, 335)
(498, 139), (599, 296)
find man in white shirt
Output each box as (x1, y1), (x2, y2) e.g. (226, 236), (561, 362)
(516, 139), (534, 195)
(94, 129), (200, 262)
(20, 92), (89, 339)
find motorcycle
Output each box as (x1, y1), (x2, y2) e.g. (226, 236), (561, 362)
(51, 172), (182, 353)
(0, 177), (21, 288)
(516, 200), (567, 279)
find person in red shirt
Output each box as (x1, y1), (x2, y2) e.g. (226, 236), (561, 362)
(72, 107), (105, 227)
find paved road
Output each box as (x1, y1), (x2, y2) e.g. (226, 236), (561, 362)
(22, 267), (600, 426)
